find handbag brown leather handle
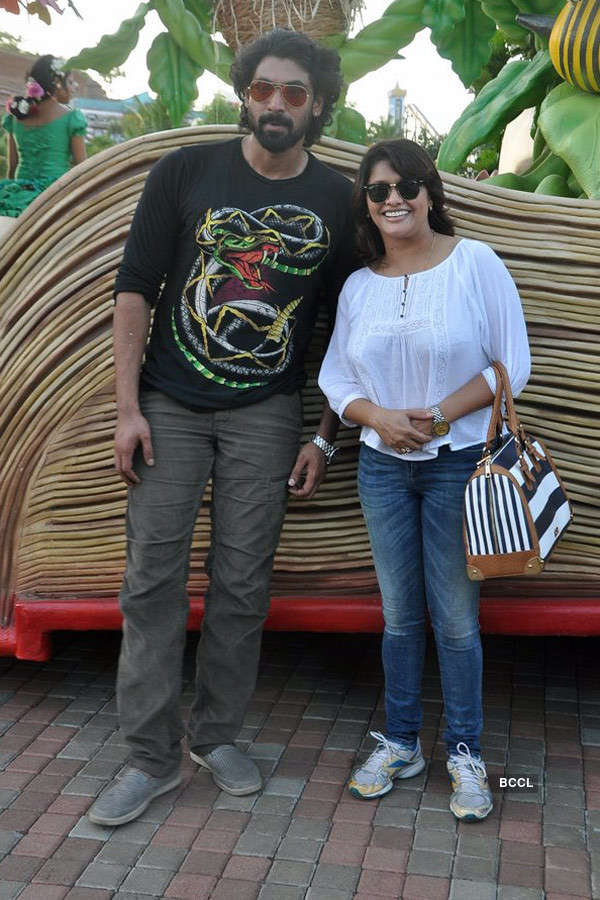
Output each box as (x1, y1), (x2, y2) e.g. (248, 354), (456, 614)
(484, 361), (521, 453)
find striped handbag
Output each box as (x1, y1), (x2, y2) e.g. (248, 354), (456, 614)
(463, 361), (573, 580)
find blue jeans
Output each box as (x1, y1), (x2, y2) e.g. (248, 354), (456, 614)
(358, 442), (484, 756)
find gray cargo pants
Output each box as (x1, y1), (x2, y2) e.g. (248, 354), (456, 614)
(117, 388), (302, 778)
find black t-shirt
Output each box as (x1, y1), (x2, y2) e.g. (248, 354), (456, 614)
(114, 138), (356, 411)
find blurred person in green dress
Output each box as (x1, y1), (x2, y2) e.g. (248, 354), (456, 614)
(1, 55), (87, 239)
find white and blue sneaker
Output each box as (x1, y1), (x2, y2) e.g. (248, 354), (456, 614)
(348, 731), (426, 800)
(447, 742), (493, 821)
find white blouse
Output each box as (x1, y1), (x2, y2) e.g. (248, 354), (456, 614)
(318, 238), (531, 461)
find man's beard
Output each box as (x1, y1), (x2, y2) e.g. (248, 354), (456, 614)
(248, 110), (311, 153)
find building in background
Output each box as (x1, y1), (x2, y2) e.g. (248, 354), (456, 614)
(388, 83), (440, 144)
(72, 93), (154, 138)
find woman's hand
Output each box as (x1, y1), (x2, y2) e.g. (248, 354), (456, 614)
(408, 409), (433, 439)
(371, 407), (433, 452)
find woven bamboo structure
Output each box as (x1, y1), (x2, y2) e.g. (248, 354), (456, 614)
(213, 0), (356, 51)
(0, 125), (598, 629)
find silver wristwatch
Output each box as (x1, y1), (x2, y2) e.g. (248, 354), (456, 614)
(311, 434), (339, 465)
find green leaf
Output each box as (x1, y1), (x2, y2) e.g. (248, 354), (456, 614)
(154, 0), (234, 83)
(65, 2), (150, 75)
(538, 81), (600, 199)
(534, 173), (573, 195)
(432, 0), (496, 87)
(182, 0), (212, 31)
(320, 32), (348, 51)
(480, 0), (528, 41)
(422, 0), (466, 45)
(147, 31), (201, 127)
(437, 49), (555, 171)
(338, 0), (425, 84)
(330, 106), (367, 144)
(512, 0), (564, 16)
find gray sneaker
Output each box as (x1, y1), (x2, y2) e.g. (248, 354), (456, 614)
(447, 742), (493, 822)
(190, 744), (262, 795)
(88, 766), (181, 826)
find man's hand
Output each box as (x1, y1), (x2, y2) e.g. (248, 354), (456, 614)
(114, 410), (155, 486)
(287, 441), (327, 499)
(371, 408), (433, 452)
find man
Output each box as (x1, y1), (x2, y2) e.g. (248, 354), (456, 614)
(89, 28), (355, 827)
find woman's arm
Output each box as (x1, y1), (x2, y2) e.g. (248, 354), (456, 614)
(344, 399), (432, 452)
(70, 134), (86, 165)
(437, 374), (493, 425)
(7, 134), (17, 179)
(434, 246), (530, 432)
(477, 244), (531, 397)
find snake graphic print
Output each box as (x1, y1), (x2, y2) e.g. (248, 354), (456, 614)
(172, 204), (330, 389)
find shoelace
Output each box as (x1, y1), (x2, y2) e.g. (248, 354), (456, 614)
(360, 730), (405, 776)
(449, 741), (487, 791)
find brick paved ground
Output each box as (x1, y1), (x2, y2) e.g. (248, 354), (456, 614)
(0, 629), (599, 899)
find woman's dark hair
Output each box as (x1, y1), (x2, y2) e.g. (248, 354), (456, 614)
(7, 54), (69, 120)
(353, 138), (455, 263)
(230, 29), (343, 146)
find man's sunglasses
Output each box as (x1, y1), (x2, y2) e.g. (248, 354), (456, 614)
(363, 179), (425, 203)
(247, 79), (310, 108)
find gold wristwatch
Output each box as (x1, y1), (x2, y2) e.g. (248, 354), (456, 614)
(428, 405), (450, 437)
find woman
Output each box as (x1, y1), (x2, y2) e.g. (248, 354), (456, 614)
(319, 139), (530, 822)
(1, 55), (86, 232)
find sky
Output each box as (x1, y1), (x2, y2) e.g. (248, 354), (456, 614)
(8, 0), (474, 134)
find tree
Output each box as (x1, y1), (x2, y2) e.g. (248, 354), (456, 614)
(85, 98), (177, 158)
(415, 126), (445, 164)
(366, 117), (401, 144)
(0, 29), (21, 50)
(196, 92), (239, 125)
(86, 132), (119, 157)
(118, 97), (174, 139)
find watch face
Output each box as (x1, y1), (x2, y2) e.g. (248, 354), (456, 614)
(433, 420), (450, 436)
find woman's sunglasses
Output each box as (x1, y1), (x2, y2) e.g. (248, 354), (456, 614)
(364, 179), (425, 203)
(247, 79), (310, 108)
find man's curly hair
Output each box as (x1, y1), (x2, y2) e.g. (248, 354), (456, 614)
(230, 29), (343, 147)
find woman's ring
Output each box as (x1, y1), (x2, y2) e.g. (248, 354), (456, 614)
(398, 447), (410, 454)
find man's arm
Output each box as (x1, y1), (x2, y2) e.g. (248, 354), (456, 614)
(287, 398), (338, 500)
(113, 292), (154, 486)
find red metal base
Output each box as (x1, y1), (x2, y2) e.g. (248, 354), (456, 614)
(1, 593), (600, 660)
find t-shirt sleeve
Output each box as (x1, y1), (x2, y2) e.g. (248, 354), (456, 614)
(474, 242), (531, 397)
(2, 114), (13, 134)
(68, 108), (87, 137)
(114, 150), (185, 306)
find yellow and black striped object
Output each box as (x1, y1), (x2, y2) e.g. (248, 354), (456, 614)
(549, 0), (600, 92)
